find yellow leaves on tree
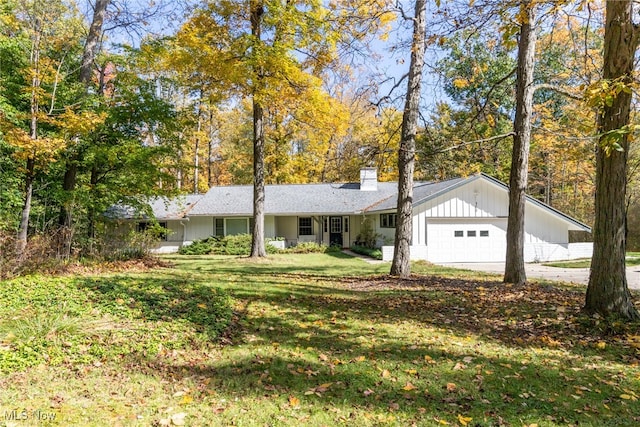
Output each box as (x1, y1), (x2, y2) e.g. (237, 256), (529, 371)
(56, 108), (107, 137)
(0, 119), (63, 165)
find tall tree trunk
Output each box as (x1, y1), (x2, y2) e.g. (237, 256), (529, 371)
(80, 0), (109, 84)
(250, 0), (266, 258)
(58, 0), (110, 246)
(585, 0), (639, 320)
(16, 157), (35, 257)
(390, 0), (426, 277)
(86, 166), (99, 242)
(504, 2), (536, 285)
(17, 18), (42, 257)
(194, 117), (201, 194)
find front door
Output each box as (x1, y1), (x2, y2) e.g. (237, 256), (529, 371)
(329, 216), (343, 247)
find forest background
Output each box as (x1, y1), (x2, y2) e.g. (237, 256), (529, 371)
(1, 0), (638, 262)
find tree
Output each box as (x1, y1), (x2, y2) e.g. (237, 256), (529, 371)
(0, 0), (83, 256)
(168, 0), (341, 257)
(584, 0), (639, 320)
(58, 0), (110, 244)
(390, 0), (426, 277)
(504, 0), (536, 285)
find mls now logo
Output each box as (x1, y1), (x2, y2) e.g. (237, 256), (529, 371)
(5, 409), (57, 421)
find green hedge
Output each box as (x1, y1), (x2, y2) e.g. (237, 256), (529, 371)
(179, 235), (340, 256)
(350, 244), (383, 260)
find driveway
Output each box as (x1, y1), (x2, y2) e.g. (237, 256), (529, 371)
(437, 262), (640, 291)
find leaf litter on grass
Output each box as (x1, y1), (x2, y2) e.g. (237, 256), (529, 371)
(3, 254), (640, 426)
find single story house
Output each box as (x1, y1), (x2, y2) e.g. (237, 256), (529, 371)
(126, 168), (592, 263)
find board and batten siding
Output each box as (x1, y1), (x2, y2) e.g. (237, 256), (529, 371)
(411, 178), (508, 247)
(381, 177), (590, 262)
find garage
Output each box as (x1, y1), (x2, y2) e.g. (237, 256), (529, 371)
(426, 218), (507, 263)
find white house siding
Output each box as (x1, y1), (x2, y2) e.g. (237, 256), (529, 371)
(524, 242), (593, 262)
(275, 216), (299, 247)
(164, 220), (184, 242)
(405, 178), (587, 263)
(186, 216), (214, 243)
(382, 245), (428, 262)
(524, 203), (568, 244)
(265, 216), (276, 239)
(420, 179), (508, 220)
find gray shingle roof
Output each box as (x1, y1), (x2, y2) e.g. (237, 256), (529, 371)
(150, 195), (203, 219)
(188, 182), (401, 216)
(128, 173), (589, 232)
(107, 195), (203, 220)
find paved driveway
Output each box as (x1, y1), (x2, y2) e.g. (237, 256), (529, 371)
(437, 262), (640, 290)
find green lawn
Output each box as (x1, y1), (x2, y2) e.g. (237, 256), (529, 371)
(544, 252), (640, 268)
(1, 253), (639, 426)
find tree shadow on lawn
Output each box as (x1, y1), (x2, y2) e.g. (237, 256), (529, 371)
(128, 314), (638, 426)
(230, 275), (640, 362)
(74, 275), (232, 340)
(73, 271), (640, 424)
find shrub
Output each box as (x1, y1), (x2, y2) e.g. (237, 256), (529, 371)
(179, 234), (280, 256)
(350, 244), (383, 260)
(178, 237), (216, 255)
(282, 242), (341, 254)
(95, 227), (164, 261)
(354, 217), (382, 248)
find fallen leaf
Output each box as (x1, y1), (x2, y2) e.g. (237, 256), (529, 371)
(403, 382), (417, 391)
(171, 413), (186, 426)
(316, 383), (333, 392)
(446, 382), (457, 392)
(288, 395), (300, 407)
(457, 414), (473, 426)
(596, 341), (606, 350)
(381, 369), (391, 378)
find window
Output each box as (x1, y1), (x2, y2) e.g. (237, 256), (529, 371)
(323, 217), (328, 233)
(467, 230), (476, 237)
(299, 217), (313, 235)
(330, 217), (342, 233)
(480, 230), (489, 237)
(226, 218), (249, 235)
(344, 217), (349, 233)
(380, 213), (397, 228)
(454, 230), (463, 237)
(214, 218), (224, 237)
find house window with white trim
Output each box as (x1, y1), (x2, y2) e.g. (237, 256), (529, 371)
(454, 230), (463, 237)
(214, 218), (224, 237)
(299, 217), (313, 235)
(467, 230), (476, 237)
(380, 213), (397, 228)
(480, 230), (489, 237)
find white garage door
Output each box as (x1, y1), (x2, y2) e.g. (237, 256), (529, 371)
(427, 218), (507, 263)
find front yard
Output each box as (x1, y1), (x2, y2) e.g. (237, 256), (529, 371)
(1, 253), (639, 426)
